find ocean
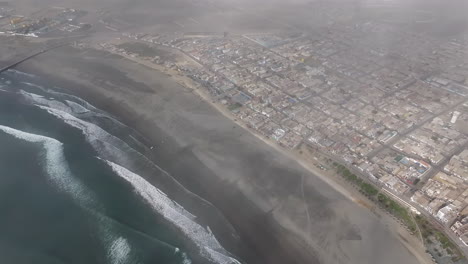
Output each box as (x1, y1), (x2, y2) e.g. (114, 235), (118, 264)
(0, 70), (242, 264)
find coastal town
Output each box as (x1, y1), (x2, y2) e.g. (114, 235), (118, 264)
(107, 28), (468, 242)
(0, 5), (89, 37)
(1, 1), (468, 263)
(109, 26), (468, 254)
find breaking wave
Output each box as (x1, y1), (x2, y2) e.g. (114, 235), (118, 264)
(7, 69), (37, 78)
(108, 237), (132, 264)
(0, 125), (135, 264)
(106, 161), (241, 264)
(20, 90), (71, 112)
(65, 99), (90, 114)
(37, 106), (242, 263)
(35, 104), (214, 222)
(0, 124), (93, 206)
(13, 84), (242, 264)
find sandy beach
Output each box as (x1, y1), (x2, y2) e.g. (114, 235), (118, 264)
(14, 44), (430, 264)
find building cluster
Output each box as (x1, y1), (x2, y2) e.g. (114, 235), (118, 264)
(0, 7), (88, 37)
(102, 13), (468, 245)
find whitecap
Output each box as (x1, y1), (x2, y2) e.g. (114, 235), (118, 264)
(37, 106), (148, 178)
(42, 89), (98, 112)
(105, 160), (241, 264)
(21, 81), (45, 90)
(203, 247), (242, 264)
(16, 81), (95, 116)
(38, 106), (204, 221)
(20, 90), (71, 113)
(66, 100), (90, 114)
(0, 124), (93, 207)
(181, 252), (193, 264)
(32, 105), (241, 263)
(19, 90), (44, 99)
(6, 69), (37, 78)
(19, 86), (143, 148)
(0, 125), (134, 264)
(108, 237), (132, 264)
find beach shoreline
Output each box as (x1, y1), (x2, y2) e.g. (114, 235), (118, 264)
(88, 40), (433, 264)
(15, 44), (429, 264)
(15, 46), (319, 264)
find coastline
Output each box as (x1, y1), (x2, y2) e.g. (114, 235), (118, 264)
(15, 47), (319, 264)
(142, 44), (434, 264)
(16, 44), (429, 264)
(93, 40), (433, 263)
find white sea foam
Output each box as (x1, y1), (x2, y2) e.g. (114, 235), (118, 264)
(7, 69), (37, 78)
(29, 103), (240, 263)
(65, 100), (90, 114)
(181, 252), (193, 264)
(108, 237), (132, 264)
(0, 125), (134, 264)
(20, 95), (120, 153)
(105, 161), (241, 264)
(175, 247), (193, 264)
(20, 90), (71, 112)
(17, 81), (96, 115)
(44, 93), (125, 126)
(41, 89), (98, 112)
(19, 90), (148, 158)
(38, 106), (201, 221)
(0, 125), (92, 206)
(38, 106), (156, 193)
(19, 90), (44, 99)
(21, 81), (45, 90)
(38, 105), (127, 148)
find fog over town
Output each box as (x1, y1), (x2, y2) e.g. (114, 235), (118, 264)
(1, 0), (468, 264)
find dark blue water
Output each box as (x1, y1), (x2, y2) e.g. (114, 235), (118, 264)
(0, 70), (242, 264)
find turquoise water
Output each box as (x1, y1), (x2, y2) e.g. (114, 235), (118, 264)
(0, 70), (241, 264)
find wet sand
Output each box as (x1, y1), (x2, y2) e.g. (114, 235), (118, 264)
(16, 45), (425, 264)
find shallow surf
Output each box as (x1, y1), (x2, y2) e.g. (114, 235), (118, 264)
(0, 70), (242, 264)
